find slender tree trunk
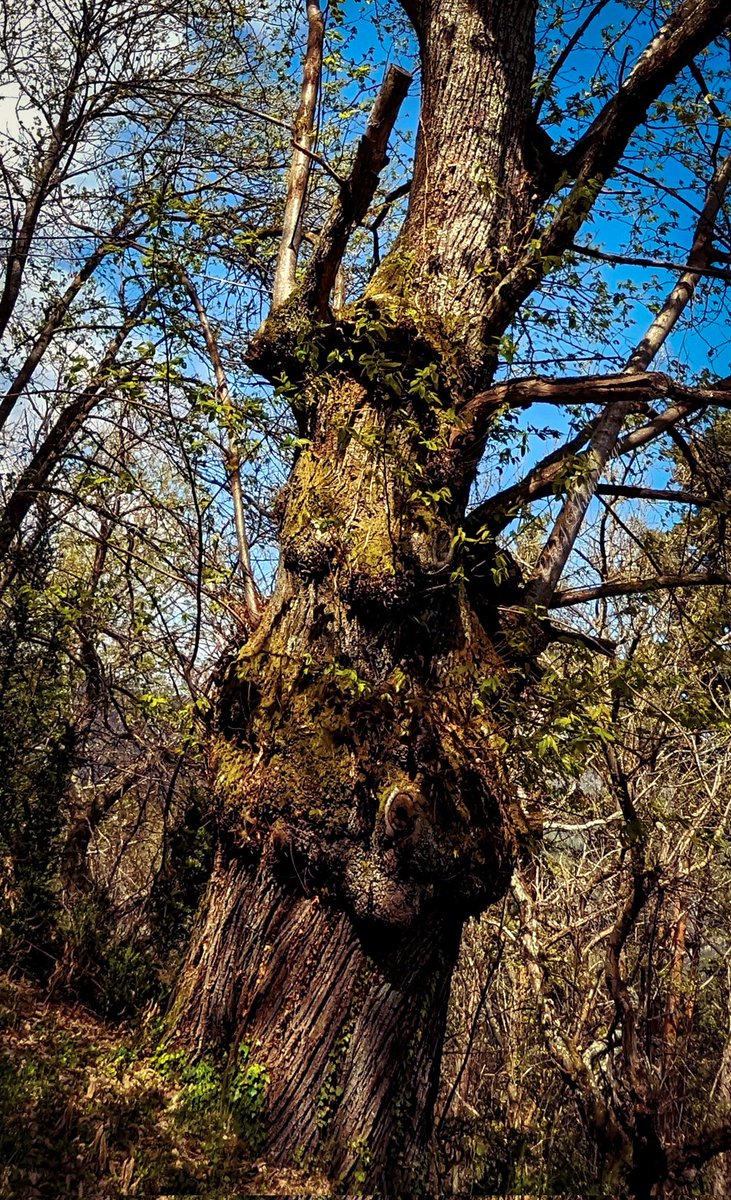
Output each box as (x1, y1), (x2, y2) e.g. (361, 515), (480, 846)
(710, 1037), (731, 1200)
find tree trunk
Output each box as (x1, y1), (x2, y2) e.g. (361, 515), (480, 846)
(171, 0), (540, 1186)
(174, 850), (462, 1190)
(397, 0), (538, 380)
(168, 363), (516, 1183)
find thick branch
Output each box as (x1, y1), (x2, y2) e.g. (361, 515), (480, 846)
(668, 1121), (731, 1178)
(550, 573), (731, 609)
(271, 0), (324, 309)
(561, 0), (731, 180)
(453, 369), (731, 474)
(615, 399), (703, 457)
(480, 0), (731, 338)
(301, 65), (412, 313)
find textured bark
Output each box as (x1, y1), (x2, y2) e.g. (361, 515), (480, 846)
(174, 851), (461, 1191)
(171, 363), (515, 1183)
(381, 0), (539, 381)
(170, 0), (731, 1187)
(272, 0), (324, 309)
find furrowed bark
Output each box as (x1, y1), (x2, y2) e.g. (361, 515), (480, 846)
(174, 853), (461, 1191)
(388, 0), (538, 379)
(172, 355), (515, 1183)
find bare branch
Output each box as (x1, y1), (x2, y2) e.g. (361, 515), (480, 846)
(596, 483), (725, 508)
(0, 209), (147, 435)
(522, 151), (731, 610)
(533, 0), (612, 122)
(272, 0), (325, 310)
(550, 573), (731, 609)
(464, 419), (599, 538)
(173, 265), (261, 626)
(0, 290), (155, 560)
(301, 64), (412, 313)
(570, 240), (731, 284)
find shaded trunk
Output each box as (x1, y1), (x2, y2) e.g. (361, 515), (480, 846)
(175, 850), (461, 1190)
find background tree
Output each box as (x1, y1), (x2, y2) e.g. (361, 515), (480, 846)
(437, 487), (731, 1196)
(0, 0), (291, 1003)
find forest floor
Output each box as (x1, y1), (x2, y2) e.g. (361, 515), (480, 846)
(0, 971), (332, 1198)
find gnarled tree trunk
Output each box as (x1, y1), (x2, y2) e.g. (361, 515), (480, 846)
(172, 358), (518, 1185)
(168, 0), (731, 1187)
(168, 0), (540, 1187)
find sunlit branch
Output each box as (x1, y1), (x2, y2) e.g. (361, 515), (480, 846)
(480, 0), (731, 338)
(550, 573), (731, 608)
(272, 0), (325, 309)
(522, 151), (731, 610)
(596, 483), (725, 508)
(570, 241), (731, 283)
(301, 64), (412, 313)
(173, 265), (261, 626)
(453, 369), (731, 476)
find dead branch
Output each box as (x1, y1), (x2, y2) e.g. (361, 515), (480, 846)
(301, 64), (412, 313)
(272, 0), (325, 309)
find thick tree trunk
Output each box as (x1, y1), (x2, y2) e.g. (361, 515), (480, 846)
(396, 0), (538, 377)
(172, 0), (541, 1186)
(169, 366), (515, 1182)
(174, 850), (461, 1191)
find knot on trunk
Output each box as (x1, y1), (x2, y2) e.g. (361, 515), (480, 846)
(383, 787), (419, 841)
